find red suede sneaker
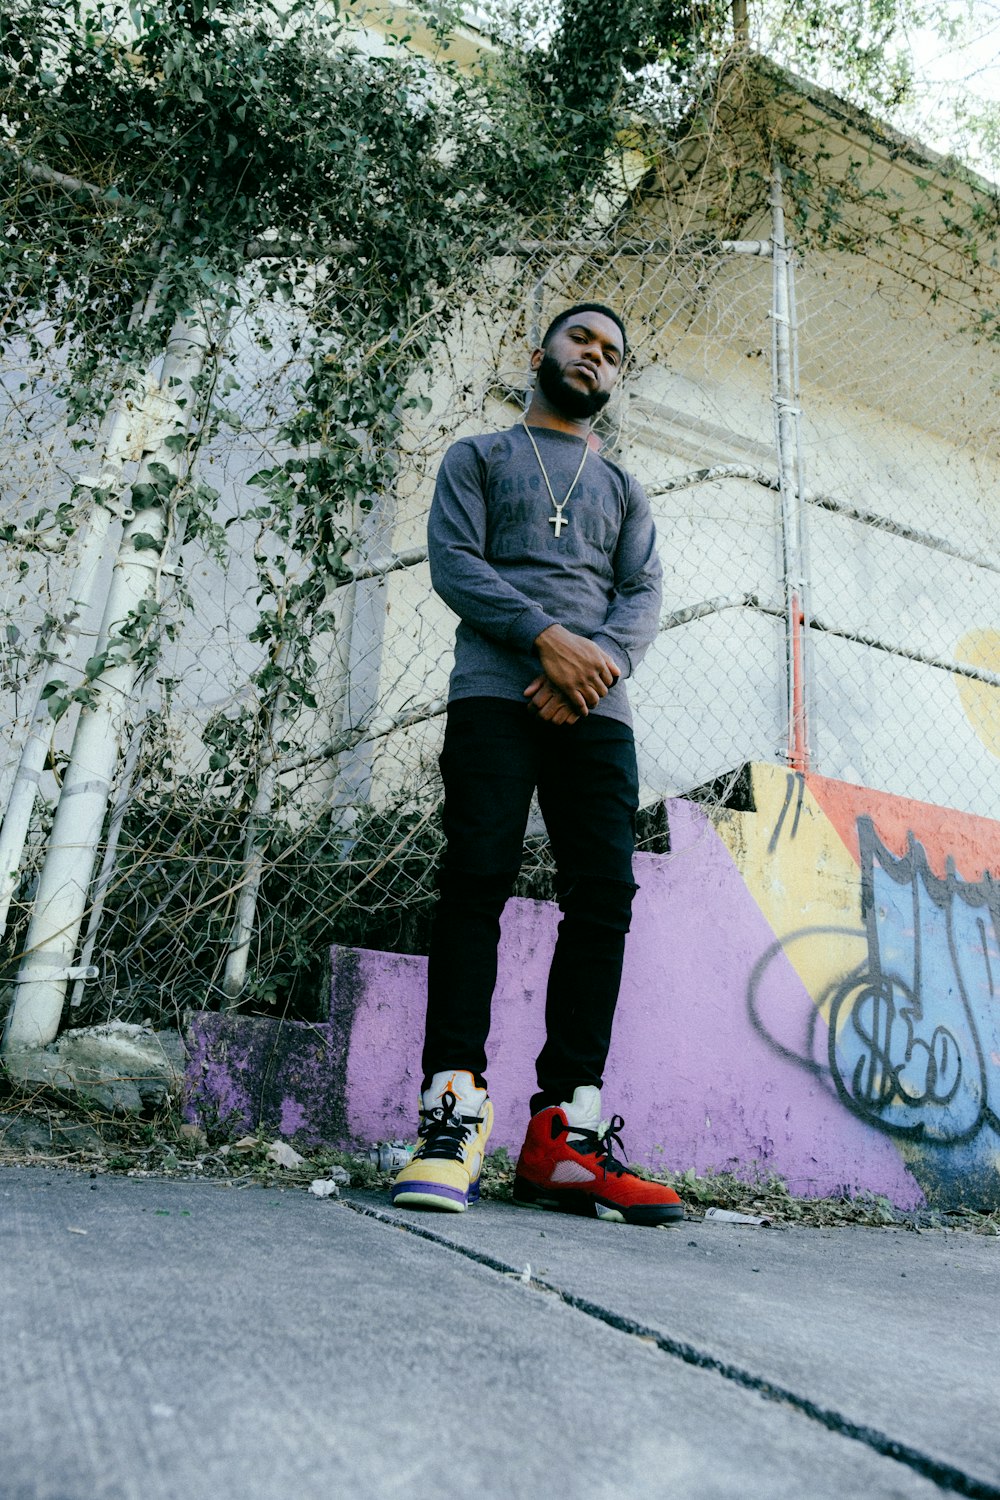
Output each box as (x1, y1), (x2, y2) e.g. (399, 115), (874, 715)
(513, 1087), (684, 1227)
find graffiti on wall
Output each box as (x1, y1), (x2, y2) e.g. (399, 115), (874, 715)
(738, 767), (1000, 1198)
(829, 816), (1000, 1143)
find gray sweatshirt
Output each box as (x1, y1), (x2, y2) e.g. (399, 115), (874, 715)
(427, 423), (662, 726)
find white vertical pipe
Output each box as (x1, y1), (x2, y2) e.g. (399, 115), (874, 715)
(2, 309), (210, 1054)
(68, 705), (151, 1010)
(0, 450), (136, 940)
(0, 283), (162, 941)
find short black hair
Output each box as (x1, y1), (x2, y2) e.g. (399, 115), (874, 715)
(541, 302), (628, 357)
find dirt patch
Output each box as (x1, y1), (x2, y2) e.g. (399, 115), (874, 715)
(1, 1081), (997, 1233)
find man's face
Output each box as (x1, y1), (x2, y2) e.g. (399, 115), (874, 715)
(531, 312), (625, 420)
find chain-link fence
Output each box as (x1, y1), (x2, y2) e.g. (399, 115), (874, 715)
(3, 149), (1000, 1032)
(794, 244), (1000, 812)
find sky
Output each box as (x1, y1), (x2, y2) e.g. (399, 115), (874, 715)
(903, 0), (1000, 170)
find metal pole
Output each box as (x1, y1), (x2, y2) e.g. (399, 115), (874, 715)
(770, 160), (810, 773)
(2, 308), (210, 1055)
(220, 643), (288, 1004)
(785, 225), (814, 766)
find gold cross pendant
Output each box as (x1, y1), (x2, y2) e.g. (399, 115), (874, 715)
(549, 505), (569, 538)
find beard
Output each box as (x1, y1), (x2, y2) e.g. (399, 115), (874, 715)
(535, 351), (611, 420)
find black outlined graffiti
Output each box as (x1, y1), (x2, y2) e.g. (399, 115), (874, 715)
(827, 972), (965, 1125)
(747, 925), (866, 1088)
(748, 816), (1000, 1148)
(767, 772), (806, 854)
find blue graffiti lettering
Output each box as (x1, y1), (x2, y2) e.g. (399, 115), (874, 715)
(825, 817), (1000, 1146)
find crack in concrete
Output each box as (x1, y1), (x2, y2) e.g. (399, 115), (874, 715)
(343, 1197), (1000, 1500)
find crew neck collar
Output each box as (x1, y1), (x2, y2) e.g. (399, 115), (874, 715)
(519, 422), (590, 441)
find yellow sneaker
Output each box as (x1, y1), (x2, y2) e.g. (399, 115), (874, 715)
(390, 1070), (493, 1212)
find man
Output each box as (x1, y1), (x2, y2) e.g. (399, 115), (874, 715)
(391, 303), (683, 1227)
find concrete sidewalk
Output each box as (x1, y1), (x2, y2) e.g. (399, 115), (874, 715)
(1, 1166), (998, 1500)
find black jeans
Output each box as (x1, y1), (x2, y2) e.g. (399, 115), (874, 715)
(423, 696), (640, 1111)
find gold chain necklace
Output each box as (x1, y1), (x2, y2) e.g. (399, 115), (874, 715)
(520, 419), (589, 539)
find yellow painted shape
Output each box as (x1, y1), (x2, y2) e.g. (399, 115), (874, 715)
(712, 762), (868, 1029)
(954, 629), (1000, 759)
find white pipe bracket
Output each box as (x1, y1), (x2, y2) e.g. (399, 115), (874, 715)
(15, 963), (99, 984)
(78, 477), (136, 523)
(719, 240), (773, 257)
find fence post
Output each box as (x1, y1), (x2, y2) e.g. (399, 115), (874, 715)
(2, 308), (211, 1056)
(220, 642), (289, 1005)
(770, 159), (811, 773)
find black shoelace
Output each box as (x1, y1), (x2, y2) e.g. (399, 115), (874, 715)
(560, 1113), (632, 1177)
(416, 1090), (483, 1161)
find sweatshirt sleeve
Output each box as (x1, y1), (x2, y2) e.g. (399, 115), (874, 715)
(590, 476), (663, 680)
(427, 438), (559, 652)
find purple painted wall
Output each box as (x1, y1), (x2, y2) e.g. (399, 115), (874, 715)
(186, 766), (1000, 1206)
(338, 798), (922, 1205)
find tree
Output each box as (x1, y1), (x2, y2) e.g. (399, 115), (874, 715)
(4, 0), (716, 1043)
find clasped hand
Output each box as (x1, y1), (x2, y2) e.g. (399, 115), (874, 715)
(524, 624), (620, 725)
